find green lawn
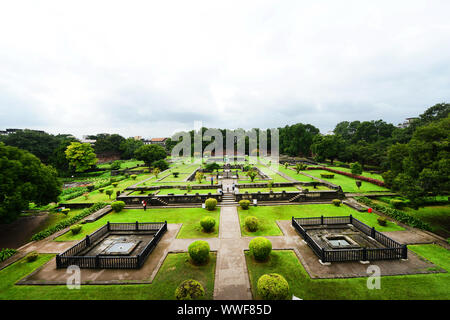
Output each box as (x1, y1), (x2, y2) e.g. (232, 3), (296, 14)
(157, 188), (219, 195)
(55, 207), (220, 241)
(238, 204), (404, 236)
(402, 205), (450, 239)
(255, 165), (291, 183)
(245, 244), (450, 299)
(279, 167), (315, 182)
(0, 252), (216, 300)
(305, 169), (390, 193)
(239, 187), (300, 193)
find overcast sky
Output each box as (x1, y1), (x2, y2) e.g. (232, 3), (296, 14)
(1, 0), (450, 139)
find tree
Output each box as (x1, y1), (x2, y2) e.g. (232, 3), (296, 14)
(93, 133), (126, 154)
(65, 142), (98, 173)
(247, 169), (258, 182)
(311, 134), (344, 164)
(195, 171), (204, 183)
(51, 135), (79, 175)
(119, 138), (144, 159)
(134, 144), (167, 167)
(350, 162), (363, 175)
(0, 143), (61, 223)
(153, 167), (161, 178)
(152, 159), (169, 171)
(0, 129), (62, 164)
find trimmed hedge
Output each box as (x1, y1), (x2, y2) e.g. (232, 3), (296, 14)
(332, 199), (341, 206)
(30, 202), (108, 241)
(249, 237), (272, 261)
(200, 216), (216, 232)
(0, 248), (17, 263)
(70, 224), (83, 235)
(239, 200), (251, 210)
(245, 216), (259, 232)
(26, 252), (39, 263)
(257, 273), (290, 300)
(111, 201), (125, 212)
(188, 240), (210, 264)
(205, 198), (217, 211)
(175, 279), (205, 300)
(355, 197), (431, 231)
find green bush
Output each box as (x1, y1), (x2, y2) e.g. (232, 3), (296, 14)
(173, 172), (180, 178)
(204, 198), (217, 211)
(26, 252), (39, 263)
(110, 161), (121, 170)
(112, 182), (119, 188)
(245, 216), (259, 232)
(377, 217), (387, 226)
(31, 202), (107, 241)
(130, 174), (137, 180)
(350, 162), (363, 175)
(0, 248), (17, 263)
(86, 185), (95, 192)
(332, 199), (341, 206)
(200, 216), (216, 232)
(390, 199), (406, 209)
(70, 224), (83, 235)
(320, 173), (334, 179)
(239, 200), (251, 210)
(99, 188), (105, 193)
(188, 240), (210, 264)
(61, 208), (70, 215)
(175, 279), (205, 300)
(111, 201), (125, 212)
(257, 273), (290, 300)
(249, 237), (272, 261)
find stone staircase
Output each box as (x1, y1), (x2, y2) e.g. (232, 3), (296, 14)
(220, 192), (238, 207)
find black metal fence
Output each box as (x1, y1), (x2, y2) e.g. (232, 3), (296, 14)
(292, 215), (407, 263)
(56, 221), (168, 269)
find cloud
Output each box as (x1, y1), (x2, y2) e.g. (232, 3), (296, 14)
(0, 0), (449, 138)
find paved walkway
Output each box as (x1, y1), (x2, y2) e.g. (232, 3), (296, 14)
(213, 206), (252, 300)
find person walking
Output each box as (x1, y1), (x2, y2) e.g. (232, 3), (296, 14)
(142, 200), (147, 211)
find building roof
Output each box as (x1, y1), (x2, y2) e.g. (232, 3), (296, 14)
(150, 137), (168, 142)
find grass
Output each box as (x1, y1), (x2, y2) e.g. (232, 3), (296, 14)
(239, 187), (300, 193)
(255, 165), (291, 183)
(304, 169), (390, 193)
(34, 209), (85, 233)
(245, 244), (450, 299)
(327, 166), (384, 181)
(238, 204), (404, 236)
(156, 188), (218, 195)
(55, 207), (220, 241)
(0, 252), (216, 300)
(278, 166), (315, 182)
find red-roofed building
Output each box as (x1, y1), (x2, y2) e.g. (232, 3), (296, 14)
(142, 137), (168, 147)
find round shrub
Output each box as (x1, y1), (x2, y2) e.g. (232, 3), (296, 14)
(130, 175), (137, 180)
(112, 182), (119, 188)
(332, 199), (341, 206)
(320, 173), (334, 179)
(204, 198), (217, 211)
(70, 224), (83, 235)
(99, 188), (105, 193)
(86, 185), (95, 192)
(257, 273), (290, 300)
(200, 216), (216, 232)
(239, 200), (251, 210)
(245, 216), (259, 232)
(175, 279), (205, 300)
(111, 201), (125, 212)
(377, 217), (387, 226)
(61, 208), (70, 215)
(26, 251), (39, 263)
(188, 240), (210, 264)
(249, 237), (272, 261)
(105, 189), (113, 199)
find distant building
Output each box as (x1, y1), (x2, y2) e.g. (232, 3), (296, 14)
(0, 128), (45, 136)
(397, 117), (419, 129)
(142, 137), (168, 147)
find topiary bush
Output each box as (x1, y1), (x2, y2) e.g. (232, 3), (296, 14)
(249, 237), (272, 261)
(25, 251), (39, 263)
(200, 216), (216, 232)
(86, 185), (95, 192)
(111, 201), (125, 212)
(320, 173), (334, 179)
(377, 217), (387, 226)
(61, 208), (70, 215)
(257, 273), (290, 300)
(188, 240), (210, 264)
(70, 224), (83, 235)
(204, 198), (217, 211)
(239, 200), (251, 210)
(130, 174), (137, 180)
(112, 182), (119, 188)
(105, 189), (113, 199)
(332, 199), (341, 206)
(99, 188), (105, 193)
(245, 216), (259, 232)
(175, 279), (205, 300)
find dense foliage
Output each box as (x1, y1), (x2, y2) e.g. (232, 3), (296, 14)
(257, 273), (290, 300)
(135, 144), (167, 167)
(249, 237), (272, 261)
(175, 279), (205, 300)
(65, 142), (98, 173)
(188, 240), (210, 264)
(0, 143), (61, 223)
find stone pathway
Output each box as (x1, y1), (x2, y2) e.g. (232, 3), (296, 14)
(213, 206), (252, 300)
